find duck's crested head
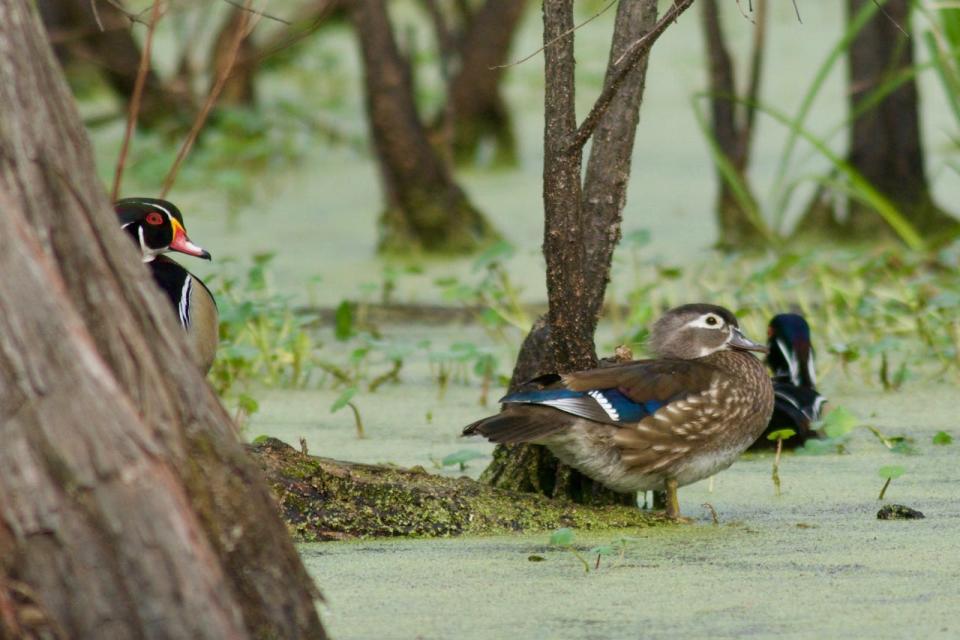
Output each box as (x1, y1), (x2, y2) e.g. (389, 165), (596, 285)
(649, 303), (767, 360)
(115, 197), (211, 262)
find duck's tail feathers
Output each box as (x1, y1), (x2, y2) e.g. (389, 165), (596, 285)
(462, 407), (567, 444)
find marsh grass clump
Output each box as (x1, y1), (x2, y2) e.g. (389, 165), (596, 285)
(614, 246), (960, 388)
(209, 253), (322, 399)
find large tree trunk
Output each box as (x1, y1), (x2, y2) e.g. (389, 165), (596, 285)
(700, 0), (766, 249)
(350, 0), (499, 253)
(799, 0), (957, 241)
(0, 2), (324, 638)
(443, 0), (527, 165)
(37, 0), (191, 127)
(479, 0), (664, 507)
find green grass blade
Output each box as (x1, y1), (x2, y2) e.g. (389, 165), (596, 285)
(691, 94), (779, 245)
(769, 0), (880, 209)
(752, 100), (926, 250)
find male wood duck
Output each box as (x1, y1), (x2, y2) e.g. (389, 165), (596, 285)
(115, 197), (218, 373)
(750, 313), (828, 450)
(463, 304), (774, 520)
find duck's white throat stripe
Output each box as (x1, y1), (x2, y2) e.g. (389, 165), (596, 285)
(178, 276), (192, 328)
(588, 390), (620, 421)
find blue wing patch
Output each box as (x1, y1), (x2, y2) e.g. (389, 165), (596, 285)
(500, 388), (664, 425)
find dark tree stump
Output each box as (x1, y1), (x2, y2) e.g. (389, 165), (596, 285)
(350, 0), (499, 254)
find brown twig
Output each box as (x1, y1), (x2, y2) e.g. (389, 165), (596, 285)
(110, 0), (164, 202)
(254, 0), (340, 64)
(701, 502), (720, 525)
(490, 0), (616, 70)
(872, 0), (908, 37)
(89, 0), (105, 31)
(160, 0), (258, 197)
(221, 0), (291, 25)
(572, 0), (695, 151)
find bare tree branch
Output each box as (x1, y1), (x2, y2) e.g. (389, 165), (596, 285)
(161, 0), (259, 196)
(491, 0), (615, 70)
(221, 0), (291, 25)
(571, 0), (694, 151)
(111, 0), (164, 201)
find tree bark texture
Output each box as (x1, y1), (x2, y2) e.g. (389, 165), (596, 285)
(481, 0), (659, 507)
(350, 0), (499, 253)
(37, 0), (191, 127)
(700, 0), (765, 249)
(801, 0), (956, 240)
(443, 0), (527, 165)
(0, 2), (324, 638)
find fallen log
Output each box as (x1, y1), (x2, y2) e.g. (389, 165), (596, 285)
(248, 438), (665, 540)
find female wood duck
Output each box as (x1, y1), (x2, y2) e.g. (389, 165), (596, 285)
(750, 313), (828, 450)
(115, 197), (218, 373)
(463, 304), (774, 520)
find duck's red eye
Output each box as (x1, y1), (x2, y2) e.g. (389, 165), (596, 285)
(145, 212), (163, 226)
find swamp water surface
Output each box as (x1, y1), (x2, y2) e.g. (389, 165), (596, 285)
(250, 352), (960, 639)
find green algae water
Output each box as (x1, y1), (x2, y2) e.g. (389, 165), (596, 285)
(251, 377), (960, 639)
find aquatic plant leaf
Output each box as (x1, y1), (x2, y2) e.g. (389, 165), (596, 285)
(933, 431), (953, 445)
(334, 300), (355, 341)
(820, 407), (860, 439)
(440, 449), (486, 467)
(330, 386), (358, 413)
(549, 527), (575, 546)
(767, 428), (797, 441)
(878, 465), (906, 480)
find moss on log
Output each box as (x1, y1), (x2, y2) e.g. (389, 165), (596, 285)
(248, 438), (665, 541)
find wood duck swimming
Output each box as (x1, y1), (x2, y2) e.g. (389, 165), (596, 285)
(750, 313), (828, 450)
(115, 197), (218, 373)
(463, 304), (774, 520)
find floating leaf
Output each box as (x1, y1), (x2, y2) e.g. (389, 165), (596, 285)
(933, 431), (953, 445)
(878, 465), (906, 480)
(820, 406), (860, 439)
(440, 449), (486, 468)
(549, 527), (575, 546)
(767, 428), (797, 441)
(330, 386), (358, 413)
(527, 555), (546, 562)
(589, 545), (616, 556)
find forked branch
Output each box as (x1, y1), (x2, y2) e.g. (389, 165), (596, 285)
(571, 0), (694, 151)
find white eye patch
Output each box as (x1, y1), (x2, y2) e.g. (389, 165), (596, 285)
(686, 313), (726, 330)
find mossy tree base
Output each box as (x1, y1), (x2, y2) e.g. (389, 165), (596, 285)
(249, 438), (664, 541)
(377, 187), (500, 254)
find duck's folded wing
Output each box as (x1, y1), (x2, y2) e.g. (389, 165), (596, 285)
(561, 358), (716, 404)
(463, 359), (719, 445)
